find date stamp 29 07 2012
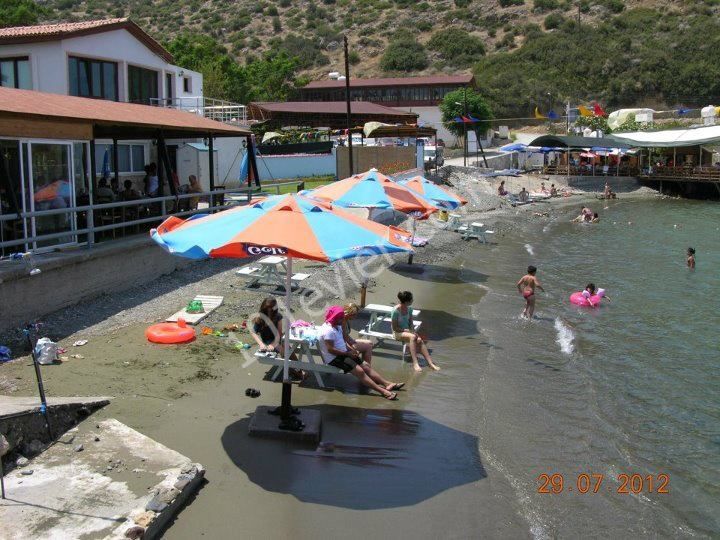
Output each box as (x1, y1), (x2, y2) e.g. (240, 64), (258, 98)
(537, 473), (670, 495)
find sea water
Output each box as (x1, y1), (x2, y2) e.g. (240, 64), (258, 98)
(464, 198), (719, 537)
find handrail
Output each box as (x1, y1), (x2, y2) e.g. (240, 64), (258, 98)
(0, 180), (304, 251)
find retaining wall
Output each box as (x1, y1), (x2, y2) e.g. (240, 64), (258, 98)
(0, 237), (191, 333)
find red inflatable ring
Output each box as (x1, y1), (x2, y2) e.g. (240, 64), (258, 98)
(146, 318), (196, 344)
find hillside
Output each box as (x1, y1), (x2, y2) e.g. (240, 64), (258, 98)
(18, 0), (720, 115)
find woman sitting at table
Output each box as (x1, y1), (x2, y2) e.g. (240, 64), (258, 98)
(250, 297), (303, 379)
(392, 291), (440, 372)
(343, 303), (374, 365)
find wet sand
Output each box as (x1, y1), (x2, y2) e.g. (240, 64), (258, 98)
(0, 173), (658, 538)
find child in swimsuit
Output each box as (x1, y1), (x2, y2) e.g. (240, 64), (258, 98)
(517, 265), (544, 318)
(687, 247), (695, 269)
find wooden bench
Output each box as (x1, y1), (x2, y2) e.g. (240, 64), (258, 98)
(255, 339), (343, 388)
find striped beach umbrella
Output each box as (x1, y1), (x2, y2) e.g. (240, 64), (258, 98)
(151, 194), (413, 430)
(399, 175), (467, 210)
(306, 168), (438, 218)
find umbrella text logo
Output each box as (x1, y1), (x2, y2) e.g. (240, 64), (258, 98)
(245, 245), (288, 257)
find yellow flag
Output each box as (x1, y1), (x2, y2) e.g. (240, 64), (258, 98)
(578, 105), (594, 117)
(534, 107), (548, 120)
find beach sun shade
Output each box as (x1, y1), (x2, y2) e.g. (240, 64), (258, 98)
(151, 194), (413, 262)
(33, 180), (72, 203)
(307, 168), (438, 218)
(399, 175), (467, 210)
(150, 194), (413, 431)
(499, 142), (527, 153)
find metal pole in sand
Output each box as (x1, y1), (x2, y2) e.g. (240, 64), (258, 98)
(24, 325), (52, 440)
(0, 457), (5, 499)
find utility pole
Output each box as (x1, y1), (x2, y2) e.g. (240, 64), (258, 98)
(344, 35), (354, 176)
(566, 99), (570, 133)
(463, 87), (468, 167)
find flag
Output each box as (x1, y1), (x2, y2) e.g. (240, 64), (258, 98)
(453, 116), (464, 123)
(593, 103), (607, 117)
(677, 107), (689, 115)
(461, 116), (473, 123)
(534, 107), (548, 120)
(548, 110), (559, 120)
(578, 105), (594, 117)
(468, 115), (480, 123)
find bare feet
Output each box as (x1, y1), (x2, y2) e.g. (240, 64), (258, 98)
(383, 391), (398, 401)
(429, 364), (441, 371)
(413, 364), (423, 373)
(385, 382), (405, 391)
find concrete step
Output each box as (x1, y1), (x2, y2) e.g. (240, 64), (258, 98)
(0, 418), (204, 539)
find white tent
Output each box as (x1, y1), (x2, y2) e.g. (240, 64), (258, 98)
(610, 125), (720, 148)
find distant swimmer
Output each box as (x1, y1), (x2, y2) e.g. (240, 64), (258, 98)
(572, 205), (593, 223)
(687, 247), (696, 269)
(517, 265), (545, 319)
(591, 212), (600, 223)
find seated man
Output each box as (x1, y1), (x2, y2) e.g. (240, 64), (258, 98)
(319, 306), (403, 400)
(518, 187), (529, 203)
(96, 177), (115, 202)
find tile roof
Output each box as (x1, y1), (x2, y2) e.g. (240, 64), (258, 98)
(303, 74), (474, 89)
(0, 86), (249, 137)
(0, 18), (173, 63)
(250, 101), (418, 116)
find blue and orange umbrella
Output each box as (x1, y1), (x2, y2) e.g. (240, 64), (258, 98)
(399, 176), (467, 210)
(151, 194), (413, 429)
(151, 194), (412, 262)
(306, 169), (438, 218)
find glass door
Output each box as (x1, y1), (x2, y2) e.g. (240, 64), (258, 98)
(0, 139), (26, 255)
(27, 142), (76, 249)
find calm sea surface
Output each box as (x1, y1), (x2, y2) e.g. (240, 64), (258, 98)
(460, 198), (719, 537)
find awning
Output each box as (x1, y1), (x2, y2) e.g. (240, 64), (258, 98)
(609, 125), (720, 148)
(528, 134), (631, 150)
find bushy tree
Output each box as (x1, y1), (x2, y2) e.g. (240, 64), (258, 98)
(380, 34), (429, 71)
(0, 0), (48, 27)
(429, 28), (485, 67)
(440, 89), (493, 137)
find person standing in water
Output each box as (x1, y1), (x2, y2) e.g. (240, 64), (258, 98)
(687, 247), (696, 269)
(517, 265), (545, 318)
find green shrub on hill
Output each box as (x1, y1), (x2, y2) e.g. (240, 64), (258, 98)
(543, 12), (564, 29)
(428, 28), (485, 67)
(380, 33), (429, 71)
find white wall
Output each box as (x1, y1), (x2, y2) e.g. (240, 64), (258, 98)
(0, 28), (203, 101)
(255, 151), (336, 181)
(213, 137), (246, 187)
(395, 105), (456, 146)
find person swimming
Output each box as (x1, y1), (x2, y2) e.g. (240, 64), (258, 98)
(591, 212), (600, 223)
(687, 247), (696, 269)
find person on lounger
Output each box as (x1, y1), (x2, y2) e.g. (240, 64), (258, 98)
(498, 180), (509, 196)
(319, 306), (403, 400)
(392, 291), (440, 372)
(343, 303), (374, 365)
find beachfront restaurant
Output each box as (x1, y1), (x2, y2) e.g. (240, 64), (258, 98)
(0, 86), (252, 256)
(609, 125), (720, 196)
(527, 135), (635, 176)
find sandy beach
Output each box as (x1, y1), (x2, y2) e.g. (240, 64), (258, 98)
(0, 171), (661, 538)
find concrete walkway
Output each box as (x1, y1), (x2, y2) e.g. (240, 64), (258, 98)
(0, 396), (111, 418)
(0, 418), (204, 539)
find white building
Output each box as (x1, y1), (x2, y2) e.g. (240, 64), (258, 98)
(0, 18), (202, 105)
(0, 18), (208, 187)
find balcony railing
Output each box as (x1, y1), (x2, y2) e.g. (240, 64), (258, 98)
(150, 96), (248, 125)
(0, 181), (304, 256)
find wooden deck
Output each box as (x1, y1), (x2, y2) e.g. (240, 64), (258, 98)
(638, 166), (720, 183)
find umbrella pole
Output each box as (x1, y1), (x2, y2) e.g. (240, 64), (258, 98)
(407, 218), (416, 265)
(279, 256), (303, 431)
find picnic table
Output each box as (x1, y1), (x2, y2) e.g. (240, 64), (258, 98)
(359, 303), (422, 360)
(237, 255), (310, 290)
(254, 330), (342, 388)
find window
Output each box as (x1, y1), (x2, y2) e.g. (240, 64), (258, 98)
(94, 144), (146, 175)
(182, 76), (191, 93)
(0, 57), (31, 89)
(128, 65), (159, 104)
(165, 73), (173, 102)
(68, 56), (117, 100)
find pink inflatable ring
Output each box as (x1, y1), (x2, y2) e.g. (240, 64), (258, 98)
(570, 289), (605, 308)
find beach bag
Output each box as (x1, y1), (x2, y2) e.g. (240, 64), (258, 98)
(34, 337), (58, 365)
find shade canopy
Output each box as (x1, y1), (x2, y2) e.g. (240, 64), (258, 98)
(528, 134), (631, 150)
(306, 169), (438, 218)
(498, 142), (528, 153)
(150, 194), (413, 263)
(609, 125), (720, 148)
(399, 176), (467, 210)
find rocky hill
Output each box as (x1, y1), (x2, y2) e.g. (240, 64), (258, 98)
(32, 0), (720, 115)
